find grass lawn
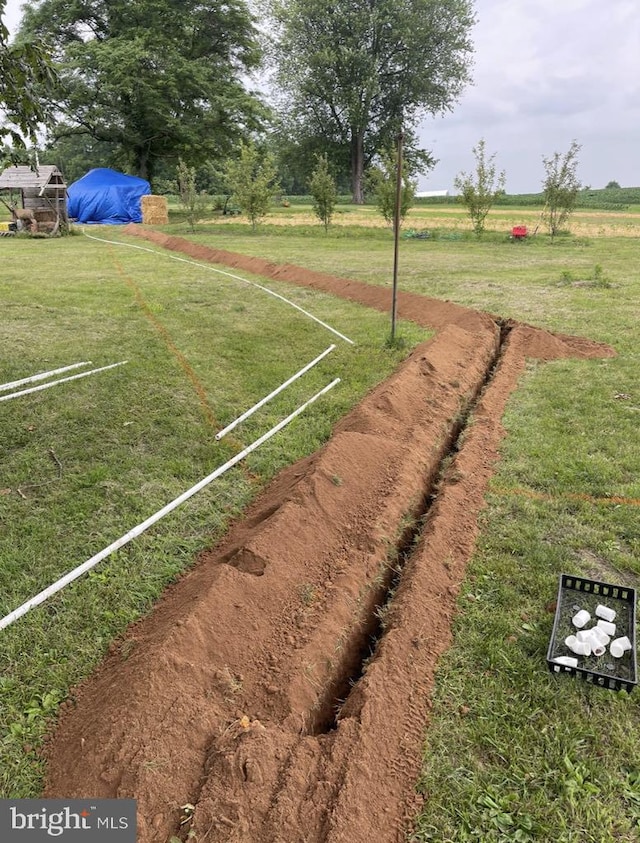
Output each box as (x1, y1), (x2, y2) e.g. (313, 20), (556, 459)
(0, 230), (425, 797)
(2, 206), (640, 842)
(162, 207), (640, 841)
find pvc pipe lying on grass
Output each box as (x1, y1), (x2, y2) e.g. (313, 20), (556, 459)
(0, 361), (92, 393)
(0, 361), (128, 403)
(216, 344), (336, 440)
(82, 231), (355, 345)
(0, 377), (340, 632)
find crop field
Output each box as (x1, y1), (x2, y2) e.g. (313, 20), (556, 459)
(2, 208), (640, 842)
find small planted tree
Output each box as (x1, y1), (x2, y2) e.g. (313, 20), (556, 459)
(309, 153), (337, 232)
(541, 140), (581, 239)
(367, 148), (416, 227)
(225, 143), (280, 230)
(176, 158), (209, 231)
(454, 139), (506, 235)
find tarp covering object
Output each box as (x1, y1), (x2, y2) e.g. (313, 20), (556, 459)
(67, 168), (151, 224)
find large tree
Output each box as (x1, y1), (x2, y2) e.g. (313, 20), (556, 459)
(1, 0), (54, 156)
(19, 0), (266, 183)
(269, 0), (474, 203)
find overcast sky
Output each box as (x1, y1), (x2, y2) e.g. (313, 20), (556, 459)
(4, 0), (638, 194)
(419, 0), (639, 193)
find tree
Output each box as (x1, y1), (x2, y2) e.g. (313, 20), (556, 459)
(19, 0), (265, 184)
(541, 141), (581, 239)
(605, 180), (621, 189)
(176, 159), (209, 232)
(454, 139), (506, 235)
(270, 0), (474, 204)
(267, 123), (351, 195)
(225, 143), (280, 230)
(0, 0), (55, 154)
(309, 153), (337, 231)
(367, 147), (416, 227)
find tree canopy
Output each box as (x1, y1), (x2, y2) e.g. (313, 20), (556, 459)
(269, 0), (475, 202)
(19, 0), (266, 183)
(1, 0), (55, 156)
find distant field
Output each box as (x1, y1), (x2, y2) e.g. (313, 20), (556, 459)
(184, 200), (640, 238)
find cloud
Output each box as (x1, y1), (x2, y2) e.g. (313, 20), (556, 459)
(417, 0), (640, 192)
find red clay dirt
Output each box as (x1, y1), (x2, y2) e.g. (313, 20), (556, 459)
(44, 229), (615, 843)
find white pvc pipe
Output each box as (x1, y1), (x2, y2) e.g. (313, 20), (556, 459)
(0, 361), (92, 393)
(0, 361), (128, 403)
(565, 635), (590, 656)
(610, 636), (632, 658)
(553, 656), (578, 668)
(572, 610), (591, 629)
(595, 604), (617, 623)
(216, 344), (336, 440)
(597, 619), (616, 637)
(589, 626), (610, 647)
(82, 230), (355, 345)
(0, 377), (340, 632)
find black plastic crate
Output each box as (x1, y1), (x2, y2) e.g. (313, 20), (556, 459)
(546, 573), (637, 692)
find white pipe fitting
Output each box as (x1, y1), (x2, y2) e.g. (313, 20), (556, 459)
(576, 630), (592, 643)
(595, 604), (617, 623)
(565, 635), (591, 656)
(597, 619), (616, 637)
(589, 626), (611, 647)
(610, 636), (632, 658)
(553, 656), (579, 668)
(572, 610), (591, 629)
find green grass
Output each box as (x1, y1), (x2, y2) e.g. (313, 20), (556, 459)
(155, 214), (640, 841)
(0, 231), (426, 797)
(3, 213), (640, 842)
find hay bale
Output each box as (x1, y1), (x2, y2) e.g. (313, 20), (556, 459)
(141, 195), (169, 225)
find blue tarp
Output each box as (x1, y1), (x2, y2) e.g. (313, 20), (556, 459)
(67, 168), (151, 224)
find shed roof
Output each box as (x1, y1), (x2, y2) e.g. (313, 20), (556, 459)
(0, 165), (67, 191)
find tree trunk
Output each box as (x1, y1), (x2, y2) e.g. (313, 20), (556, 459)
(350, 129), (365, 204)
(134, 148), (153, 185)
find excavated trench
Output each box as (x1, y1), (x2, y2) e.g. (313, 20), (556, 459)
(44, 231), (615, 843)
(306, 320), (514, 739)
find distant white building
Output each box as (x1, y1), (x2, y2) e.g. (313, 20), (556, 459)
(415, 190), (449, 198)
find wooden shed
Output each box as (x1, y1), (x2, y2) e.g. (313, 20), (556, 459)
(0, 165), (68, 233)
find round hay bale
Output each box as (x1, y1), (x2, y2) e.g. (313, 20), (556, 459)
(141, 195), (169, 225)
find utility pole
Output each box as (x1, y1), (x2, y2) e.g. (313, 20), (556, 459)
(391, 131), (403, 343)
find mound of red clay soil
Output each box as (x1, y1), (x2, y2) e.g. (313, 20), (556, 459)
(44, 230), (614, 843)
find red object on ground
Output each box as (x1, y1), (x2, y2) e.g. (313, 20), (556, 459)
(511, 225), (528, 239)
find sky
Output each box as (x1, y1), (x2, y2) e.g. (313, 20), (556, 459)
(418, 0), (640, 193)
(3, 0), (639, 194)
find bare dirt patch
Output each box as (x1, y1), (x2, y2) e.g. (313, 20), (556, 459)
(44, 229), (614, 842)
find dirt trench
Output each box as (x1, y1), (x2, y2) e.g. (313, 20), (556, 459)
(44, 230), (615, 842)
